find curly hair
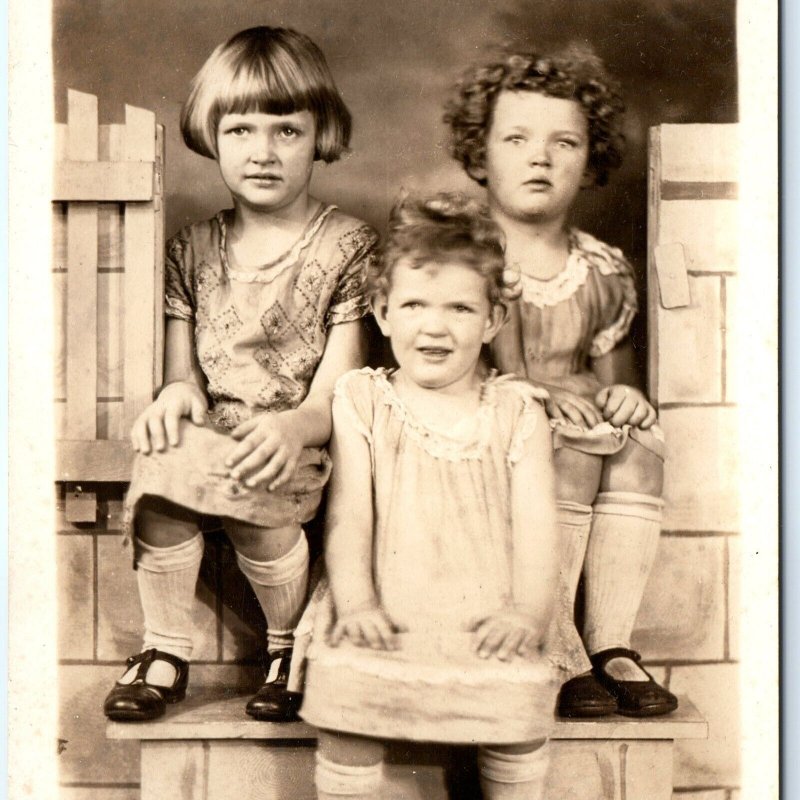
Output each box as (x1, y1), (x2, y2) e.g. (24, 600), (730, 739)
(370, 192), (507, 306)
(444, 45), (625, 187)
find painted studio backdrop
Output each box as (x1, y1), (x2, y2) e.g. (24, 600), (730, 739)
(52, 1), (740, 798)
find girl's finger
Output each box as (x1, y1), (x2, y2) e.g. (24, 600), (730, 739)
(227, 434), (276, 473)
(131, 418), (148, 454)
(626, 403), (648, 429)
(477, 626), (506, 659)
(328, 623), (344, 646)
(268, 455), (299, 491)
(164, 408), (181, 447)
(190, 397), (207, 426)
(641, 405), (658, 429)
(572, 397), (603, 427)
(230, 417), (260, 440)
(545, 399), (566, 422)
(595, 386), (610, 407)
(558, 401), (587, 427)
(602, 388), (628, 419)
(609, 397), (637, 428)
(497, 629), (525, 662)
(243, 445), (287, 488)
(146, 415), (167, 453)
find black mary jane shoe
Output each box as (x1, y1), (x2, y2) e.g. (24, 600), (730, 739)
(103, 648), (189, 722)
(245, 648), (302, 722)
(590, 647), (678, 717)
(557, 673), (617, 718)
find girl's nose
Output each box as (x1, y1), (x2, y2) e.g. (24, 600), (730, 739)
(528, 140), (551, 167)
(420, 309), (448, 335)
(250, 133), (276, 164)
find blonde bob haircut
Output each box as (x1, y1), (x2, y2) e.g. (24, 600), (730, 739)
(181, 26), (351, 162)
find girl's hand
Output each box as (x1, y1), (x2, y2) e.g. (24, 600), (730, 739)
(595, 384), (657, 429)
(329, 607), (407, 650)
(545, 386), (604, 428)
(226, 412), (304, 490)
(130, 380), (208, 454)
(469, 610), (544, 662)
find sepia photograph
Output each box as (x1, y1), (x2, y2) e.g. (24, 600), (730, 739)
(8, 0), (778, 797)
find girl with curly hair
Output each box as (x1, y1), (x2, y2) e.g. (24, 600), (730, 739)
(444, 46), (678, 718)
(300, 193), (562, 800)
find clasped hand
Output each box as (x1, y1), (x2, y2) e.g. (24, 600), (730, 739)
(546, 383), (656, 430)
(469, 609), (544, 662)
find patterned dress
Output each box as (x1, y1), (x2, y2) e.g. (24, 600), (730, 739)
(494, 229), (663, 458)
(298, 368), (560, 744)
(124, 205), (378, 533)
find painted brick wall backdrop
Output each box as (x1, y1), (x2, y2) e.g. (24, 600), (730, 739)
(53, 2), (739, 798)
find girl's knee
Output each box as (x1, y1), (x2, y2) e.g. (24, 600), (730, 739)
(317, 729), (386, 767)
(555, 448), (603, 505)
(136, 496), (201, 547)
(601, 438), (664, 495)
(224, 521), (303, 561)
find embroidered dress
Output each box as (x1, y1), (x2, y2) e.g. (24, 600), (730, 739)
(124, 206), (378, 534)
(497, 229), (663, 458)
(298, 368), (560, 743)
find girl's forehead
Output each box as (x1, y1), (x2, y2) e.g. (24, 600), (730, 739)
(219, 108), (314, 124)
(391, 259), (489, 295)
(492, 91), (587, 130)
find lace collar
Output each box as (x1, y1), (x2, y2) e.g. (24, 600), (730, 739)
(513, 229), (625, 309)
(373, 368), (498, 461)
(217, 204), (336, 284)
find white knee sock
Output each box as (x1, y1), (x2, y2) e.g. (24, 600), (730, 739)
(547, 501), (593, 676)
(478, 741), (550, 800)
(583, 492), (663, 656)
(236, 533), (309, 652)
(314, 751), (384, 799)
(135, 532), (204, 663)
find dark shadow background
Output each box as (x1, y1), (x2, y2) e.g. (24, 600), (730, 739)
(53, 0), (737, 365)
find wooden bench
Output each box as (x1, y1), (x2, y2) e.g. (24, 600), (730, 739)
(108, 688), (706, 799)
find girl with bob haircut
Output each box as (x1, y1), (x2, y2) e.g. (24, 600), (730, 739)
(444, 46), (678, 719)
(299, 193), (562, 800)
(103, 26), (378, 725)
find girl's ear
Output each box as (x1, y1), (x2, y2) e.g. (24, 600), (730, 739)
(467, 164), (488, 183)
(581, 166), (597, 189)
(371, 294), (392, 337)
(482, 303), (507, 344)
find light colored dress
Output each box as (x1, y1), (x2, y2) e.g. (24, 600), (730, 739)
(124, 205), (378, 534)
(495, 229), (663, 458)
(298, 368), (560, 744)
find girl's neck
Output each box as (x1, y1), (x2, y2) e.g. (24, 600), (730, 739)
(392, 367), (486, 429)
(228, 195), (321, 268)
(490, 207), (572, 280)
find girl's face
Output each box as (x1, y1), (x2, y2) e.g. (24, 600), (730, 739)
(216, 110), (316, 216)
(479, 91), (590, 226)
(374, 259), (504, 394)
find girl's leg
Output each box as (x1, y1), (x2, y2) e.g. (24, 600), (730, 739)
(315, 730), (386, 799)
(478, 739), (550, 800)
(551, 448), (616, 716)
(581, 438), (676, 714)
(225, 520), (309, 720)
(104, 497), (202, 720)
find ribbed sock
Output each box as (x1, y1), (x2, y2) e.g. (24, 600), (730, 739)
(314, 751), (384, 798)
(547, 501), (593, 676)
(235, 532), (309, 652)
(583, 492), (663, 660)
(478, 741), (550, 800)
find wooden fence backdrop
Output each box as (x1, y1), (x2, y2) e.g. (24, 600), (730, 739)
(53, 89), (165, 521)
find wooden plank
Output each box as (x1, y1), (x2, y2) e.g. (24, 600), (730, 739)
(653, 242), (690, 309)
(123, 104), (157, 433)
(65, 90), (99, 440)
(56, 439), (134, 481)
(97, 269), (124, 402)
(54, 161), (154, 201)
(141, 742), (207, 800)
(646, 126), (662, 404)
(65, 484), (98, 524)
(660, 180), (738, 201)
(106, 690), (706, 741)
(53, 264), (67, 401)
(153, 123), (166, 390)
(660, 124), (738, 183)
(621, 740), (673, 800)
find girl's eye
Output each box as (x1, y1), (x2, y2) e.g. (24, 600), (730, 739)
(401, 301), (422, 310)
(453, 304), (474, 314)
(504, 135), (525, 144)
(279, 126), (300, 139)
(557, 139), (579, 149)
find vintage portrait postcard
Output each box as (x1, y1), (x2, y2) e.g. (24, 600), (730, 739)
(8, 0), (778, 798)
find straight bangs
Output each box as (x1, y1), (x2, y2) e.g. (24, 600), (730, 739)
(181, 27), (351, 162)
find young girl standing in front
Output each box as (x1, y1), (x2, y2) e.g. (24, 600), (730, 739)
(445, 47), (678, 717)
(102, 26), (377, 722)
(300, 195), (561, 800)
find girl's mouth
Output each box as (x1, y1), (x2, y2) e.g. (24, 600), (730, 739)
(418, 347), (452, 360)
(524, 178), (552, 191)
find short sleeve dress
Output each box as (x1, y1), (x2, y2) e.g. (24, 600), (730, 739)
(494, 229), (663, 458)
(298, 368), (561, 744)
(124, 205), (378, 534)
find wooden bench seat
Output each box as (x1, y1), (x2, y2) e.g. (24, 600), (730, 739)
(108, 688), (706, 799)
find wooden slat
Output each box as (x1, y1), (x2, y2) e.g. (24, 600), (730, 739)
(660, 124), (738, 184)
(153, 124), (166, 390)
(56, 439), (134, 481)
(123, 104), (157, 432)
(660, 180), (738, 201)
(54, 160), (154, 201)
(653, 242), (691, 309)
(646, 126), (662, 404)
(64, 484), (98, 524)
(65, 90), (99, 440)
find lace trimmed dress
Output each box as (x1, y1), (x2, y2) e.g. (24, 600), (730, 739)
(123, 205), (378, 535)
(298, 368), (561, 744)
(494, 229), (664, 459)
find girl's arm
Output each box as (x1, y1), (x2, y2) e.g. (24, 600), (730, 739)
(325, 386), (403, 650)
(130, 317), (208, 453)
(471, 402), (560, 660)
(591, 340), (657, 429)
(226, 319), (366, 488)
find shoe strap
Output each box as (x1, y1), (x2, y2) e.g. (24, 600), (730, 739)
(264, 650), (292, 684)
(591, 647), (643, 670)
(125, 648), (187, 683)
